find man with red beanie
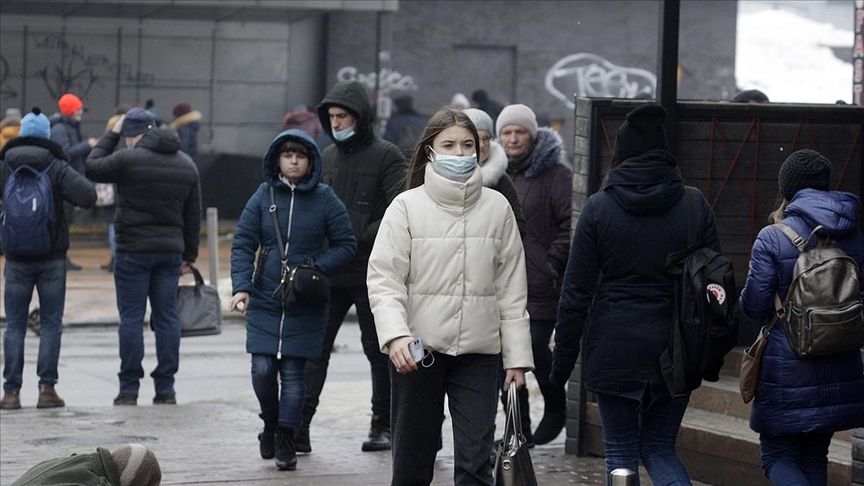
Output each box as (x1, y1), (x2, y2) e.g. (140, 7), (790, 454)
(50, 93), (97, 270)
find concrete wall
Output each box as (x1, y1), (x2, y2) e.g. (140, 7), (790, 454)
(0, 14), (326, 157)
(326, 0), (738, 151)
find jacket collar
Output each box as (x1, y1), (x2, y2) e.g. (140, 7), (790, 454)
(479, 140), (508, 188)
(0, 136), (68, 162)
(422, 163), (482, 210)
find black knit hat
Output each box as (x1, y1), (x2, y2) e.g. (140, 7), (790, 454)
(778, 149), (831, 201)
(612, 103), (668, 163)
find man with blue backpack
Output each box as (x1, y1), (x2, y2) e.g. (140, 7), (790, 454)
(0, 107), (96, 410)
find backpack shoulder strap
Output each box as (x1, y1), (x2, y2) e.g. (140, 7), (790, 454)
(684, 187), (701, 248)
(773, 223), (806, 252)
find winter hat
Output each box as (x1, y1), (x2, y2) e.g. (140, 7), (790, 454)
(496, 104), (538, 139)
(111, 444), (161, 486)
(778, 149), (831, 201)
(463, 108), (493, 135)
(612, 103), (667, 162)
(172, 102), (192, 118)
(19, 107), (51, 140)
(450, 93), (470, 110)
(58, 93), (84, 117)
(731, 89), (769, 103)
(122, 107), (156, 137)
(4, 108), (21, 120)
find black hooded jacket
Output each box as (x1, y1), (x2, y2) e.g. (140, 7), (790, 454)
(317, 81), (406, 287)
(552, 149), (720, 398)
(86, 128), (202, 262)
(0, 137), (97, 261)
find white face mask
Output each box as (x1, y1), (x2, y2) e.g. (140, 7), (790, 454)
(429, 149), (477, 175)
(332, 126), (355, 142)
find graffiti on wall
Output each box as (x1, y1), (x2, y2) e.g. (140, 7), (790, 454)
(544, 53), (656, 109)
(34, 34), (155, 100)
(337, 64), (418, 120)
(0, 55), (17, 100)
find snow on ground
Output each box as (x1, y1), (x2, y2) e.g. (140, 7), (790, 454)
(736, 1), (854, 103)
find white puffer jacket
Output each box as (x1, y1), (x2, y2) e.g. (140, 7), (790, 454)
(367, 163), (534, 370)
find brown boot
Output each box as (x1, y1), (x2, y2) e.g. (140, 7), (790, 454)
(0, 391), (21, 410)
(36, 385), (65, 408)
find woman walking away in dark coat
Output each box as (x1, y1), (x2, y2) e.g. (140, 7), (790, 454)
(739, 149), (864, 485)
(230, 129), (356, 471)
(551, 104), (724, 485)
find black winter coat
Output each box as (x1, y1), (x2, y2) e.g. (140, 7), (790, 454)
(552, 150), (720, 398)
(86, 129), (202, 262)
(316, 81), (406, 287)
(507, 128), (572, 320)
(0, 137), (97, 261)
(50, 116), (91, 174)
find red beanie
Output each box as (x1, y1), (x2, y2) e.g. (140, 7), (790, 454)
(58, 93), (84, 117)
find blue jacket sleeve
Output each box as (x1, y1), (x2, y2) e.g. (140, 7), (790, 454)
(314, 188), (357, 274)
(51, 124), (90, 162)
(552, 197), (600, 383)
(739, 227), (780, 322)
(231, 186), (264, 295)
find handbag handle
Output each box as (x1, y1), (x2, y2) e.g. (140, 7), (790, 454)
(502, 385), (524, 451)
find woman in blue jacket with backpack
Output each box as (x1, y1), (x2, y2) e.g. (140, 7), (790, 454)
(230, 129), (355, 472)
(739, 149), (864, 485)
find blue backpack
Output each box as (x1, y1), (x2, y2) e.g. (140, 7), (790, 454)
(2, 160), (56, 257)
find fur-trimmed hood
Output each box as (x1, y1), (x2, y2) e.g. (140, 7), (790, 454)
(479, 140), (508, 188)
(170, 111), (202, 130)
(512, 127), (567, 179)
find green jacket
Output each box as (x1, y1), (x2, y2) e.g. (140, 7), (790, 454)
(12, 448), (121, 486)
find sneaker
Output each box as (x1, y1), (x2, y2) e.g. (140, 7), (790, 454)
(361, 426), (391, 452)
(294, 426), (311, 454)
(36, 384), (66, 408)
(113, 394), (137, 406)
(153, 394), (176, 405)
(0, 391), (21, 410)
(274, 427), (297, 471)
(533, 409), (566, 445)
(259, 426), (276, 459)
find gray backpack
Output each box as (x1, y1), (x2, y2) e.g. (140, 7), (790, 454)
(773, 223), (864, 358)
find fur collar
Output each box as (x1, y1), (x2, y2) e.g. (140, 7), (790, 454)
(513, 127), (567, 179)
(0, 136), (68, 162)
(170, 111), (202, 129)
(479, 140), (507, 187)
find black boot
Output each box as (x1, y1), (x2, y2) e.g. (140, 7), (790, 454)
(274, 426), (297, 471)
(294, 425), (311, 454)
(259, 424), (276, 459)
(361, 415), (391, 452)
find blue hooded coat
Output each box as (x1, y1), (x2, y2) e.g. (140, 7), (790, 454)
(740, 189), (864, 435)
(230, 129), (356, 358)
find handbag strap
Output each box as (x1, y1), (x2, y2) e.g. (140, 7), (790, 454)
(269, 186), (287, 263)
(502, 385), (523, 450)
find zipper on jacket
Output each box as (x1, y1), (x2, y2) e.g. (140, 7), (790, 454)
(276, 188), (296, 360)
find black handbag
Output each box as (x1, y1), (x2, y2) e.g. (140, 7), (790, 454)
(269, 187), (330, 307)
(494, 385), (538, 486)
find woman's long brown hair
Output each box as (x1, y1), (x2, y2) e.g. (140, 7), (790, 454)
(403, 108), (480, 190)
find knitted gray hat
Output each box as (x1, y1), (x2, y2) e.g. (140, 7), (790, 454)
(111, 444), (161, 486)
(778, 149), (831, 201)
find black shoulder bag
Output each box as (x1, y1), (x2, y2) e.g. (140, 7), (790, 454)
(269, 186), (331, 307)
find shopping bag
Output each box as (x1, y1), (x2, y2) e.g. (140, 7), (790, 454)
(494, 385), (538, 486)
(176, 266), (222, 337)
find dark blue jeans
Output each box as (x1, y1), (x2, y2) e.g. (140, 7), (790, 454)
(760, 432), (832, 486)
(251, 353), (306, 429)
(114, 251), (181, 397)
(596, 391), (691, 486)
(391, 353), (499, 486)
(3, 258), (66, 392)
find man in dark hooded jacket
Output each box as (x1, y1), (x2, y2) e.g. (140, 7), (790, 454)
(296, 80), (406, 453)
(86, 107), (202, 407)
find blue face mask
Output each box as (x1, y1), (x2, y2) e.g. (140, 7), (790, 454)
(429, 149), (478, 175)
(332, 126), (355, 142)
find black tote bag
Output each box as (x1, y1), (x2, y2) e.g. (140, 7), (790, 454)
(176, 266), (222, 337)
(494, 385), (538, 486)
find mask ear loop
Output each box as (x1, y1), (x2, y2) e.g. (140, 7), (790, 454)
(421, 350), (435, 368)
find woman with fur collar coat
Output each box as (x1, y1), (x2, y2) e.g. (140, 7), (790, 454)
(464, 108), (526, 236)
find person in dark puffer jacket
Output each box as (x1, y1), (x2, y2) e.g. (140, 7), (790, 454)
(230, 129), (355, 471)
(86, 107), (202, 407)
(0, 108), (96, 411)
(551, 104), (722, 485)
(739, 148), (864, 486)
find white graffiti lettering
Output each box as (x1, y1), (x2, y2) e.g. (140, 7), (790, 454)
(544, 53), (656, 109)
(336, 66), (418, 94)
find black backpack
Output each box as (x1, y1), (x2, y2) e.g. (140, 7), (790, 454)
(661, 187), (738, 397)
